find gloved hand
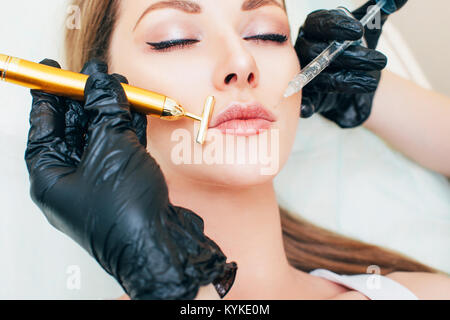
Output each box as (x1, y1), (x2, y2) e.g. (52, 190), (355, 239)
(24, 58), (237, 300)
(295, 0), (408, 128)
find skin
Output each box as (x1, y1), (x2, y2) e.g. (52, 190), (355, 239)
(365, 70), (450, 177)
(107, 0), (450, 299)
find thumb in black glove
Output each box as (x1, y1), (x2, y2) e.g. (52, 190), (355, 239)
(25, 58), (236, 299)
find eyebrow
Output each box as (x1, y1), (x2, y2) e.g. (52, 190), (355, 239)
(133, 0), (284, 31)
(242, 0), (283, 11)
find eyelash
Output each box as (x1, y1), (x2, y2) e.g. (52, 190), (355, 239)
(146, 33), (288, 52)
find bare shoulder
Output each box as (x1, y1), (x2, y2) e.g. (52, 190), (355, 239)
(116, 294), (130, 300)
(386, 271), (450, 300)
(330, 290), (370, 300)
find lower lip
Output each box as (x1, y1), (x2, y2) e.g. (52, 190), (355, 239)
(211, 119), (273, 136)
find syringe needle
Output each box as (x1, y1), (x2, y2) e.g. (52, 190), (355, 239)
(283, 83), (298, 98)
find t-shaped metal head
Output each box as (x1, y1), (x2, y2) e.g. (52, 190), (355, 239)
(183, 96), (215, 145)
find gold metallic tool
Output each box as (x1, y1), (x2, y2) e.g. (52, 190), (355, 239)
(0, 54), (214, 144)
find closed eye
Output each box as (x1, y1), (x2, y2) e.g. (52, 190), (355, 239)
(146, 33), (288, 52)
(244, 33), (288, 43)
(146, 39), (199, 52)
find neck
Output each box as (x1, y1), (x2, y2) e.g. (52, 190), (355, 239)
(165, 173), (309, 299)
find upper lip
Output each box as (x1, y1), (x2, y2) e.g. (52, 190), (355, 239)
(208, 102), (277, 128)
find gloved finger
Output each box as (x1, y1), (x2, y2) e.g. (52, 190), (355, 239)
(111, 73), (148, 148)
(37, 58), (62, 69)
(25, 59), (78, 201)
(64, 98), (88, 163)
(27, 58), (69, 171)
(306, 70), (379, 94)
(301, 9), (364, 42)
(130, 111), (148, 148)
(63, 60), (108, 160)
(68, 59), (111, 151)
(300, 96), (316, 118)
(30, 59), (84, 166)
(83, 70), (131, 130)
(296, 37), (387, 71)
(329, 46), (387, 71)
(82, 71), (143, 168)
(26, 89), (67, 174)
(80, 58), (108, 76)
(111, 73), (129, 85)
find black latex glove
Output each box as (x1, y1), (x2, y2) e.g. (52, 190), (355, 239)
(296, 0), (408, 128)
(24, 58), (237, 300)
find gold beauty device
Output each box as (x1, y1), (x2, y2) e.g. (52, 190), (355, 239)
(0, 54), (214, 144)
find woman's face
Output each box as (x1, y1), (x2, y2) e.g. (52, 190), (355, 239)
(109, 0), (301, 187)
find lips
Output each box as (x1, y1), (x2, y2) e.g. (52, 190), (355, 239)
(208, 102), (277, 136)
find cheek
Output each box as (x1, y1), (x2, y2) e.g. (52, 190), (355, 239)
(279, 105), (300, 169)
(271, 88), (300, 174)
(146, 116), (197, 160)
(256, 46), (301, 103)
(271, 51), (302, 171)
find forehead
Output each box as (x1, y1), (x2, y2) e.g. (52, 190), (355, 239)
(117, 0), (287, 32)
(118, 0), (286, 16)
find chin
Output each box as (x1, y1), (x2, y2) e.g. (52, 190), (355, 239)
(172, 161), (279, 189)
(214, 164), (278, 187)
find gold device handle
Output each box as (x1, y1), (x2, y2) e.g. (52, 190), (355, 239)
(0, 54), (214, 144)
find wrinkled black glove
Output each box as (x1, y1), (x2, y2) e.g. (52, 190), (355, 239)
(24, 58), (237, 300)
(296, 0), (408, 128)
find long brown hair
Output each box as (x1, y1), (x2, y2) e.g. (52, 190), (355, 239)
(64, 0), (439, 276)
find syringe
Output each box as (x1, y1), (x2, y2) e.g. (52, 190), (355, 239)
(284, 0), (395, 98)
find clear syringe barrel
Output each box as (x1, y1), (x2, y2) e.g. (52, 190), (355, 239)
(284, 0), (387, 98)
(285, 40), (353, 96)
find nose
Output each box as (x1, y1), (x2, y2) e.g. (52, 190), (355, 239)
(212, 35), (260, 92)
